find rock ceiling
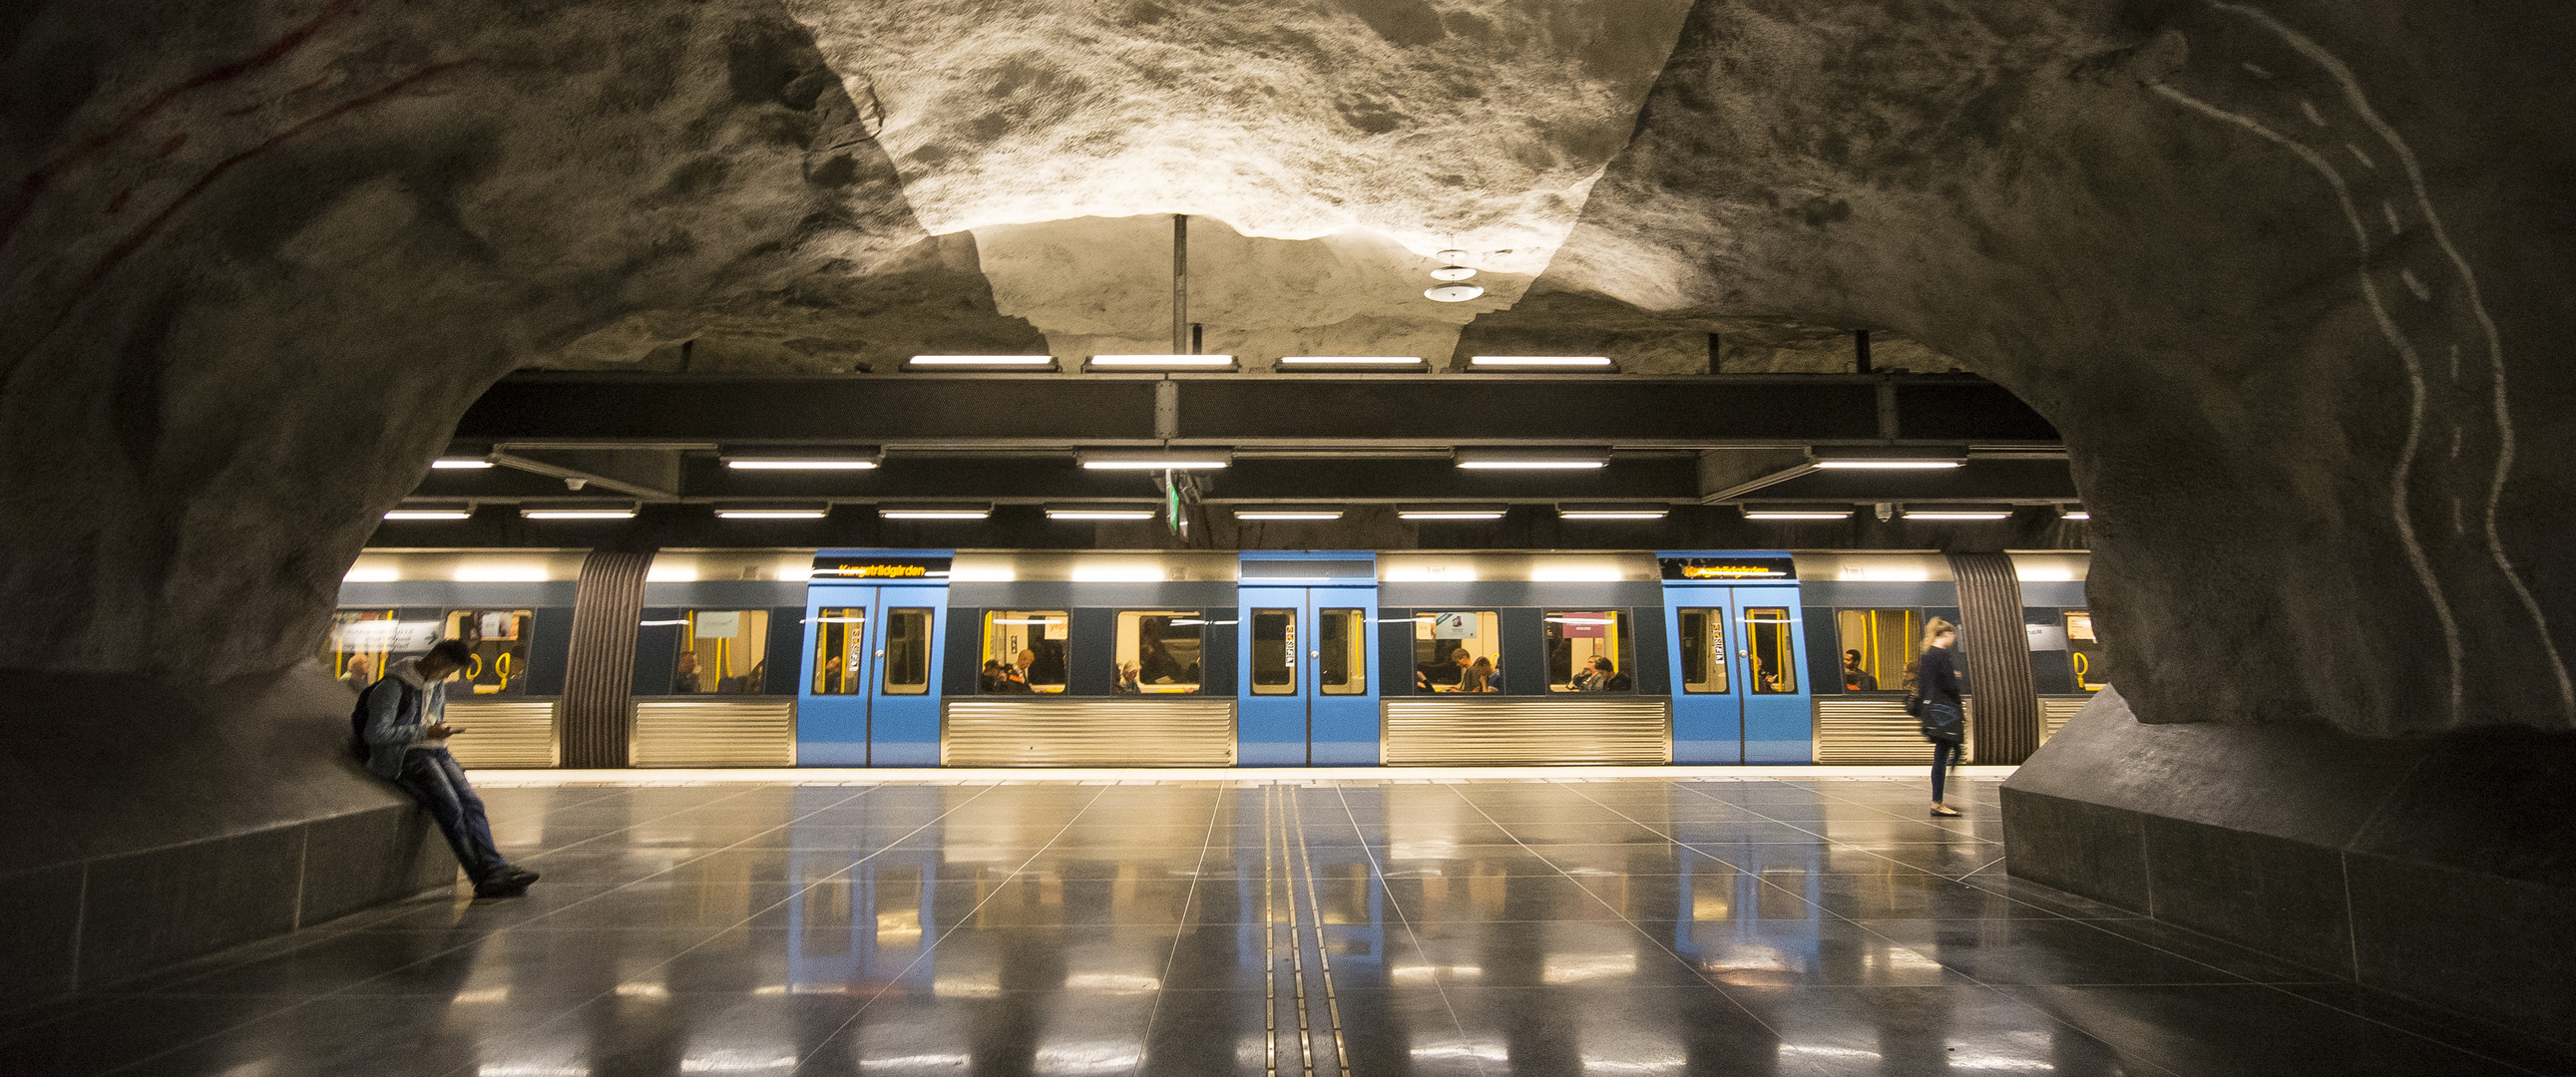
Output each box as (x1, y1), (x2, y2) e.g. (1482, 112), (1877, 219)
(538, 0), (1956, 374)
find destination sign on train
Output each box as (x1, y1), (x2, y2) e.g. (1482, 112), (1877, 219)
(812, 555), (953, 578)
(1659, 556), (1796, 580)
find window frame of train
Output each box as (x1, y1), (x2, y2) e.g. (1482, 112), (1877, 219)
(670, 608), (772, 695)
(1543, 610), (1638, 692)
(979, 609), (1071, 694)
(1411, 610), (1503, 693)
(1115, 609), (1208, 694)
(1659, 552), (1813, 764)
(809, 606), (934, 697)
(1833, 608), (1920, 694)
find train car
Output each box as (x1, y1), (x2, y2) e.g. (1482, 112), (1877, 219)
(330, 546), (2100, 769)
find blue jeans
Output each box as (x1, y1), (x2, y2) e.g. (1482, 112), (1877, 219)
(396, 748), (510, 882)
(1931, 739), (1961, 802)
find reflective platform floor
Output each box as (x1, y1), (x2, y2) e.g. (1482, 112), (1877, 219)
(5, 775), (2568, 1077)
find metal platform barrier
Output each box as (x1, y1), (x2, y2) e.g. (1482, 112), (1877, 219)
(1812, 695), (1977, 765)
(942, 699), (1239, 767)
(441, 699), (560, 768)
(1381, 697), (1673, 766)
(631, 698), (797, 768)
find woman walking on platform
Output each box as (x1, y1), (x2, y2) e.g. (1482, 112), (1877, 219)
(1915, 618), (1967, 817)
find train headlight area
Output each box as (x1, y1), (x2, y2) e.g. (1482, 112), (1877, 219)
(332, 549), (2105, 770)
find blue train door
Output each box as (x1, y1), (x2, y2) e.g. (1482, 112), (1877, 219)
(1662, 554), (1813, 764)
(798, 582), (948, 766)
(1237, 584), (1381, 766)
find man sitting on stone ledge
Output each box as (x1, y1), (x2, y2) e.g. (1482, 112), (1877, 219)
(355, 639), (541, 898)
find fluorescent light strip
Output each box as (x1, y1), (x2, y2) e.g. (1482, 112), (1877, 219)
(1559, 511), (1667, 520)
(715, 510), (826, 520)
(2063, 511), (2091, 521)
(1811, 460), (1962, 470)
(1744, 511), (1855, 521)
(1458, 460), (1605, 470)
(725, 460), (878, 470)
(908, 355), (1053, 366)
(1088, 354), (1234, 366)
(1400, 511), (1505, 521)
(1468, 356), (1611, 367)
(430, 459), (493, 469)
(880, 510), (991, 520)
(384, 510), (471, 521)
(1234, 511), (1345, 521)
(1276, 356), (1423, 365)
(523, 510), (636, 520)
(1905, 511), (2011, 521)
(1048, 510), (1156, 521)
(1080, 459), (1229, 470)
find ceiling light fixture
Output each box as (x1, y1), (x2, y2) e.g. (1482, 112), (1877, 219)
(1813, 459), (1965, 470)
(383, 509), (472, 521)
(715, 507), (828, 520)
(1456, 448), (1609, 470)
(1046, 507), (1157, 521)
(1557, 505), (1670, 520)
(723, 454), (881, 470)
(1276, 356), (1424, 366)
(1436, 248), (1471, 261)
(1743, 509), (1858, 521)
(1078, 452), (1231, 470)
(522, 506), (640, 520)
(1807, 446), (1969, 470)
(879, 504), (993, 520)
(1234, 508), (1346, 521)
(430, 458), (494, 470)
(1429, 266), (1478, 281)
(1468, 355), (1612, 368)
(2062, 510), (2092, 521)
(906, 355), (1055, 367)
(1398, 505), (1507, 521)
(1425, 285), (1486, 303)
(1903, 509), (2012, 521)
(1087, 354), (1234, 368)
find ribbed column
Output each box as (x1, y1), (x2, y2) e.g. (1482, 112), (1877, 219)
(561, 549), (652, 769)
(1947, 552), (2041, 764)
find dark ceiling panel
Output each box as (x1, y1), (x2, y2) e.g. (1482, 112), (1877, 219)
(1175, 377), (1884, 442)
(456, 374), (1161, 442)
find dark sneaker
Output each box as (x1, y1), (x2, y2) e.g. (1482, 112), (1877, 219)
(473, 872), (535, 899)
(499, 867), (541, 887)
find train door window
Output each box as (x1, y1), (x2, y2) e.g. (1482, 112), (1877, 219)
(1676, 609), (1729, 694)
(1745, 607), (1797, 694)
(443, 609), (535, 695)
(1545, 611), (1635, 692)
(678, 610), (771, 694)
(812, 608), (866, 695)
(1412, 611), (1501, 692)
(2066, 611), (2111, 691)
(1250, 608), (1297, 694)
(1116, 610), (1204, 694)
(981, 610), (1069, 693)
(1834, 608), (1918, 692)
(883, 608), (932, 695)
(1318, 608), (1367, 695)
(324, 609), (426, 688)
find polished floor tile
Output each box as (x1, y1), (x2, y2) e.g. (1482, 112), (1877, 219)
(2, 775), (2564, 1077)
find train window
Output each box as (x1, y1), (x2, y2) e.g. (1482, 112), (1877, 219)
(443, 609), (535, 695)
(1745, 608), (1797, 694)
(981, 610), (1069, 693)
(1834, 609), (1918, 692)
(1545, 611), (1635, 692)
(323, 609), (439, 689)
(678, 610), (771, 694)
(811, 608), (866, 695)
(1413, 610), (1501, 692)
(883, 608), (933, 695)
(2066, 610), (2111, 691)
(1676, 609), (1729, 694)
(1250, 608), (1297, 694)
(1115, 610), (1204, 694)
(1318, 608), (1366, 695)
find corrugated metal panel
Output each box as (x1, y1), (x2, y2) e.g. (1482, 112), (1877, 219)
(942, 700), (1237, 767)
(631, 699), (796, 768)
(1813, 696), (1977, 765)
(442, 700), (559, 769)
(1381, 698), (1671, 766)
(1947, 552), (2040, 764)
(2040, 695), (2090, 743)
(564, 550), (651, 767)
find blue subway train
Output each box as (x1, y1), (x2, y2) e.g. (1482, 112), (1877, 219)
(329, 547), (2101, 768)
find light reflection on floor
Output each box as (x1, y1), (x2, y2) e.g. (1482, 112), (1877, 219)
(1, 775), (2559, 1077)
